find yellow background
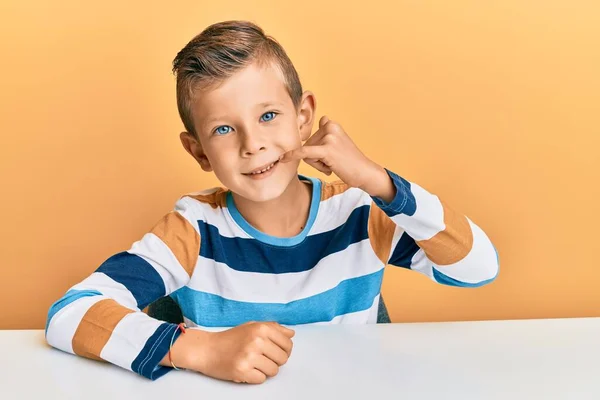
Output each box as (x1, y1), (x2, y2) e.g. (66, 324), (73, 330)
(1, 0), (598, 329)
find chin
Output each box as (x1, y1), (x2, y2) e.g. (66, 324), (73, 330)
(232, 173), (295, 203)
(241, 181), (288, 203)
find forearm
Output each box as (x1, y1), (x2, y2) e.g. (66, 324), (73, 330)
(368, 168), (499, 285)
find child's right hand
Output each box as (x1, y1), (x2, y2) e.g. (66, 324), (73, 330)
(171, 321), (295, 384)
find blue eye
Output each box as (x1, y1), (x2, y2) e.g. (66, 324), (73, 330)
(215, 126), (232, 135)
(260, 112), (277, 122)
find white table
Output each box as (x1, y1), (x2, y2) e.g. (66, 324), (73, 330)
(1, 318), (599, 399)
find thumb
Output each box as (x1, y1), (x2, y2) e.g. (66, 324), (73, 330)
(319, 115), (329, 129)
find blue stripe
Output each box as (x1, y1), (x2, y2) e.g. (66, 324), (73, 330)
(198, 204), (371, 274)
(226, 175), (322, 246)
(172, 269), (384, 327)
(432, 266), (497, 288)
(96, 252), (165, 309)
(46, 289), (102, 334)
(388, 231), (421, 268)
(131, 323), (180, 380)
(371, 169), (416, 217)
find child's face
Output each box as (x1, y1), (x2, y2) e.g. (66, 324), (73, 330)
(182, 61), (315, 202)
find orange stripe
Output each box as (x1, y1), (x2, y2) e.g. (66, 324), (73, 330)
(417, 201), (474, 266)
(321, 180), (350, 201)
(72, 299), (134, 361)
(150, 211), (200, 277)
(186, 188), (228, 209)
(368, 202), (397, 264)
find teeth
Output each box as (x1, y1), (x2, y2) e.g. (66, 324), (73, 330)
(251, 162), (275, 175)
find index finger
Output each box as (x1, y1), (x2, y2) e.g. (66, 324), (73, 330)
(281, 145), (326, 163)
(266, 321), (295, 337)
(266, 326), (294, 355)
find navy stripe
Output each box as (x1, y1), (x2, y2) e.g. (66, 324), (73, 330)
(46, 289), (102, 334)
(131, 323), (180, 380)
(371, 169), (416, 217)
(388, 232), (421, 268)
(198, 205), (371, 274)
(432, 267), (497, 288)
(96, 252), (165, 309)
(172, 269), (384, 327)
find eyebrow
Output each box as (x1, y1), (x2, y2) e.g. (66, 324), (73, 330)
(257, 101), (284, 109)
(202, 102), (285, 127)
(203, 115), (229, 127)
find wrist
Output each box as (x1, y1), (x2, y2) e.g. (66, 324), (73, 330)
(161, 328), (213, 372)
(360, 163), (396, 203)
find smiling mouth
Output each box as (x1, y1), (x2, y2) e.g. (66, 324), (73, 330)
(243, 159), (280, 175)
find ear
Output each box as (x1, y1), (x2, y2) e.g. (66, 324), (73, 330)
(297, 91), (316, 142)
(180, 131), (213, 172)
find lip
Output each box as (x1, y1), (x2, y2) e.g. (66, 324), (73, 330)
(243, 158), (281, 175)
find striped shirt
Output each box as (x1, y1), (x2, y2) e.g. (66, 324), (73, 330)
(45, 169), (499, 380)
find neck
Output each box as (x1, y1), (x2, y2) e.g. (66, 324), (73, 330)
(232, 177), (312, 238)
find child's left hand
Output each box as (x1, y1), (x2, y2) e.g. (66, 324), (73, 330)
(281, 116), (396, 202)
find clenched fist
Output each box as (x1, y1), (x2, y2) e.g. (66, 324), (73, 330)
(164, 321), (295, 384)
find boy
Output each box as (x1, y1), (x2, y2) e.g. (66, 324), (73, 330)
(45, 20), (499, 384)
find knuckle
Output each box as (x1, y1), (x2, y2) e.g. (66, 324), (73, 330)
(256, 323), (270, 336)
(252, 335), (264, 348)
(234, 359), (250, 373)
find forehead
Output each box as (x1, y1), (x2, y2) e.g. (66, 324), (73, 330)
(192, 62), (292, 122)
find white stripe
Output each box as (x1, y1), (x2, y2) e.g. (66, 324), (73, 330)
(408, 248), (435, 281)
(71, 272), (138, 310)
(221, 208), (253, 238)
(409, 218), (498, 284)
(390, 182), (444, 241)
(128, 232), (191, 294)
(184, 187), (222, 197)
(181, 195), (252, 239)
(174, 197), (203, 236)
(187, 238), (383, 303)
(430, 218), (498, 283)
(191, 201), (251, 239)
(46, 295), (107, 355)
(311, 187), (372, 236)
(100, 312), (164, 371)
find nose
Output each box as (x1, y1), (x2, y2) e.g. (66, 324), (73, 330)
(239, 128), (267, 157)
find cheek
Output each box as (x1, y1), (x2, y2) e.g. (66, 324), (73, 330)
(280, 124), (303, 148)
(206, 147), (236, 171)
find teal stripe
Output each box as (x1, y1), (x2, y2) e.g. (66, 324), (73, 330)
(432, 266), (498, 287)
(46, 289), (102, 334)
(172, 269), (385, 327)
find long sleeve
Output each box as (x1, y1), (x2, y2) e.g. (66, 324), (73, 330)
(368, 169), (499, 287)
(45, 197), (201, 380)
